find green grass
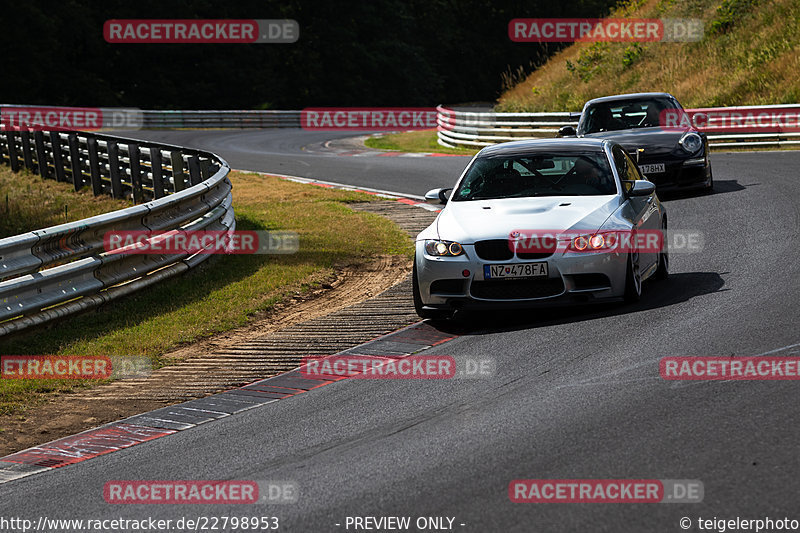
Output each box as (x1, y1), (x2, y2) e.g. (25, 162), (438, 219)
(0, 166), (132, 238)
(497, 0), (799, 111)
(364, 130), (478, 156)
(0, 171), (413, 415)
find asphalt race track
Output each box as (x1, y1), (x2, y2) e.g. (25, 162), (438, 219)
(106, 129), (470, 196)
(3, 130), (799, 532)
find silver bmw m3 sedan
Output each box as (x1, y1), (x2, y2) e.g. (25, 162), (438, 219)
(413, 138), (668, 319)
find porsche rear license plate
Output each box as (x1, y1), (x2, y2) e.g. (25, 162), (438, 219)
(484, 263), (548, 279)
(639, 163), (665, 174)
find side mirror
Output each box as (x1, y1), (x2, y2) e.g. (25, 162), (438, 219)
(558, 125), (577, 137)
(626, 180), (656, 197)
(425, 188), (453, 205)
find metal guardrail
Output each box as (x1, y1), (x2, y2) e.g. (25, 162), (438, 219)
(0, 104), (301, 131)
(139, 110), (301, 129)
(0, 129), (234, 337)
(436, 104), (800, 150)
(0, 105), (302, 130)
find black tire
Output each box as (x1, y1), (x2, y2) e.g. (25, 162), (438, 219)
(412, 256), (450, 320)
(705, 167), (714, 193)
(624, 253), (642, 303)
(655, 220), (669, 281)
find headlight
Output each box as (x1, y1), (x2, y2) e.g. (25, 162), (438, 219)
(568, 232), (614, 252)
(571, 234), (606, 251)
(424, 240), (464, 257)
(679, 132), (703, 154)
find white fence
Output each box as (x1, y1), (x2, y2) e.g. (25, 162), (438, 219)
(436, 104), (800, 150)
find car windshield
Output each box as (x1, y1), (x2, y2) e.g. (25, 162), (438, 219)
(579, 97), (679, 134)
(451, 152), (617, 200)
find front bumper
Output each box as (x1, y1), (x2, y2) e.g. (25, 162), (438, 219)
(641, 156), (712, 191)
(415, 240), (630, 311)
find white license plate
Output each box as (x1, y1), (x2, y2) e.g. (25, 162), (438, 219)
(484, 263), (548, 279)
(639, 163), (665, 174)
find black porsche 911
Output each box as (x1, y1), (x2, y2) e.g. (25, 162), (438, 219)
(559, 92), (713, 192)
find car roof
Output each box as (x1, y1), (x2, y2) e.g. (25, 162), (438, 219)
(478, 137), (608, 157)
(584, 92), (676, 105)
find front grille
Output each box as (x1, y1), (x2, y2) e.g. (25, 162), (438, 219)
(474, 239), (513, 261)
(570, 273), (611, 290)
(516, 252), (553, 260)
(470, 278), (564, 300)
(476, 240), (553, 260)
(430, 279), (466, 294)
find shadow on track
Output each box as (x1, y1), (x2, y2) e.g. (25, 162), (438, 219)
(659, 179), (747, 202)
(425, 271), (726, 336)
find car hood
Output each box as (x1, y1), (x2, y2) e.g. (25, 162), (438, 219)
(435, 196), (620, 243)
(583, 128), (686, 157)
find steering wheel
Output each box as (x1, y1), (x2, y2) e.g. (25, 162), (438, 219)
(561, 165), (596, 190)
(521, 163), (563, 191)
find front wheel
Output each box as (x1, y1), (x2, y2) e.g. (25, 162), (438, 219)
(413, 256), (451, 320)
(655, 221), (669, 281)
(624, 253), (642, 303)
(705, 167), (714, 193)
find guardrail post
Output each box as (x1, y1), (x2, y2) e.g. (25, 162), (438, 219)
(199, 158), (211, 181)
(7, 131), (19, 172)
(20, 130), (34, 170)
(50, 132), (65, 182)
(129, 143), (143, 203)
(187, 155), (202, 186)
(171, 152), (186, 192)
(150, 147), (165, 199)
(33, 130), (48, 178)
(107, 141), (123, 198)
(86, 137), (103, 196)
(67, 132), (83, 191)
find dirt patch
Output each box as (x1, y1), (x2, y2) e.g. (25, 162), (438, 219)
(0, 254), (411, 457)
(0, 200), (436, 457)
(161, 253), (411, 365)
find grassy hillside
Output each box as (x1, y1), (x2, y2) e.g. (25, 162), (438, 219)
(498, 0), (800, 111)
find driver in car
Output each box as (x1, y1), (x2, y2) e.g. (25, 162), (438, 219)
(569, 158), (607, 191)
